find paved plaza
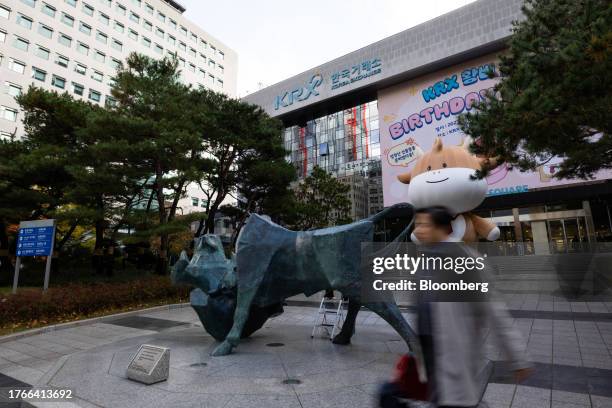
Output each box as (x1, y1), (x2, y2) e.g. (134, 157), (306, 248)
(1, 292), (612, 408)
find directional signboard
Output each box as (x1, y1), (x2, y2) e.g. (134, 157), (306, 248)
(13, 219), (56, 293)
(17, 223), (55, 257)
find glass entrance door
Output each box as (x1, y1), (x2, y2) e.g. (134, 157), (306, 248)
(547, 218), (588, 253)
(548, 220), (566, 253)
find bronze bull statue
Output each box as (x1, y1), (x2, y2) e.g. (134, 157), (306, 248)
(172, 203), (421, 361)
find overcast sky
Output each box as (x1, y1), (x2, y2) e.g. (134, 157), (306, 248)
(181, 0), (476, 97)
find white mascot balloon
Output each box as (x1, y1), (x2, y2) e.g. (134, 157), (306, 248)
(397, 137), (500, 242)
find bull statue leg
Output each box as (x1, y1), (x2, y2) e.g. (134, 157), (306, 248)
(210, 281), (262, 356)
(332, 297), (360, 345)
(365, 301), (427, 382)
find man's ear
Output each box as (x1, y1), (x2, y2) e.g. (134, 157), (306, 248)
(397, 172), (412, 184)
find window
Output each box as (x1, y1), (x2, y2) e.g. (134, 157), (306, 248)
(99, 0), (110, 6)
(32, 67), (46, 81)
(145, 3), (153, 14)
(99, 12), (109, 25)
(65, 0), (76, 7)
(188, 63), (195, 72)
(114, 21), (124, 33)
(41, 3), (55, 17)
(105, 95), (116, 107)
(210, 45), (216, 54)
(200, 39), (207, 50)
(154, 43), (162, 54)
(89, 89), (101, 102)
(208, 59), (215, 69)
(56, 54), (69, 67)
(128, 29), (138, 40)
(0, 5), (10, 19)
(167, 35), (175, 45)
(16, 14), (33, 30)
(155, 27), (163, 38)
(178, 41), (185, 51)
(13, 36), (29, 52)
(0, 30), (6, 42)
(143, 20), (152, 31)
(91, 70), (102, 81)
(6, 82), (22, 97)
(141, 36), (150, 47)
(191, 197), (199, 206)
(75, 62), (86, 74)
(115, 3), (125, 15)
(82, 2), (93, 16)
(77, 42), (89, 55)
(209, 73), (214, 82)
(188, 47), (196, 58)
(180, 26), (187, 36)
(72, 82), (84, 95)
(94, 50), (105, 62)
(168, 19), (176, 30)
(35, 45), (50, 60)
(0, 131), (12, 141)
(178, 58), (185, 66)
(38, 23), (53, 38)
(129, 12), (139, 23)
(131, 0), (141, 6)
(156, 11), (164, 22)
(1, 106), (18, 122)
(22, 0), (36, 7)
(218, 65), (224, 74)
(61, 12), (74, 27)
(217, 79), (223, 88)
(96, 30), (107, 44)
(58, 33), (71, 47)
(219, 51), (224, 60)
(52, 75), (66, 89)
(199, 53), (206, 63)
(190, 33), (197, 43)
(79, 21), (91, 35)
(109, 58), (120, 70)
(111, 38), (122, 51)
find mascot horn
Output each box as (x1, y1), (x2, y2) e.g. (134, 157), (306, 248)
(397, 137), (500, 242)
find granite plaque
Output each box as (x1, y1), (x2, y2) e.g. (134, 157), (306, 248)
(126, 344), (170, 384)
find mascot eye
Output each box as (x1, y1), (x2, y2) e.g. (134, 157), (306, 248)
(442, 163), (447, 168)
(427, 166), (431, 171)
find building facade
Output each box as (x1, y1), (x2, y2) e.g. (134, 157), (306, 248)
(0, 0), (238, 212)
(244, 0), (612, 254)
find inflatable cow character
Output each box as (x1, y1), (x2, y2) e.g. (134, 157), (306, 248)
(397, 137), (500, 242)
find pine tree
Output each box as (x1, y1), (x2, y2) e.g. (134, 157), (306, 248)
(459, 0), (611, 179)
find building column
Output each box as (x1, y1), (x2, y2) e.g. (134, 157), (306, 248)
(512, 208), (525, 255)
(582, 200), (596, 243)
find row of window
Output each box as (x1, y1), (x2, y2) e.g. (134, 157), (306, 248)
(2, 26), (224, 87)
(0, 51), (219, 107)
(6, 6), (225, 77)
(6, 0), (226, 60)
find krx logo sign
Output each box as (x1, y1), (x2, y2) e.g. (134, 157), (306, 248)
(274, 74), (323, 110)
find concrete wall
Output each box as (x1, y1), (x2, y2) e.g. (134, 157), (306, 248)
(243, 0), (524, 119)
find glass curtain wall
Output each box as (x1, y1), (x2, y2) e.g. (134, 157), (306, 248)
(283, 100), (380, 178)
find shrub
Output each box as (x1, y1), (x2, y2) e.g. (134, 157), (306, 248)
(0, 276), (189, 329)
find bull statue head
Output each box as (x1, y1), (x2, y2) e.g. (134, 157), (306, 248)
(172, 234), (281, 342)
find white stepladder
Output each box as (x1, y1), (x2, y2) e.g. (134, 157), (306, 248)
(311, 292), (346, 340)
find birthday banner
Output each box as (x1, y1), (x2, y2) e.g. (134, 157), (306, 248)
(378, 53), (612, 207)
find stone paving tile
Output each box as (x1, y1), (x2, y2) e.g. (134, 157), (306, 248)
(591, 395), (612, 408)
(2, 299), (612, 407)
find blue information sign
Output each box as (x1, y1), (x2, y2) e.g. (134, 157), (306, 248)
(16, 225), (54, 257)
